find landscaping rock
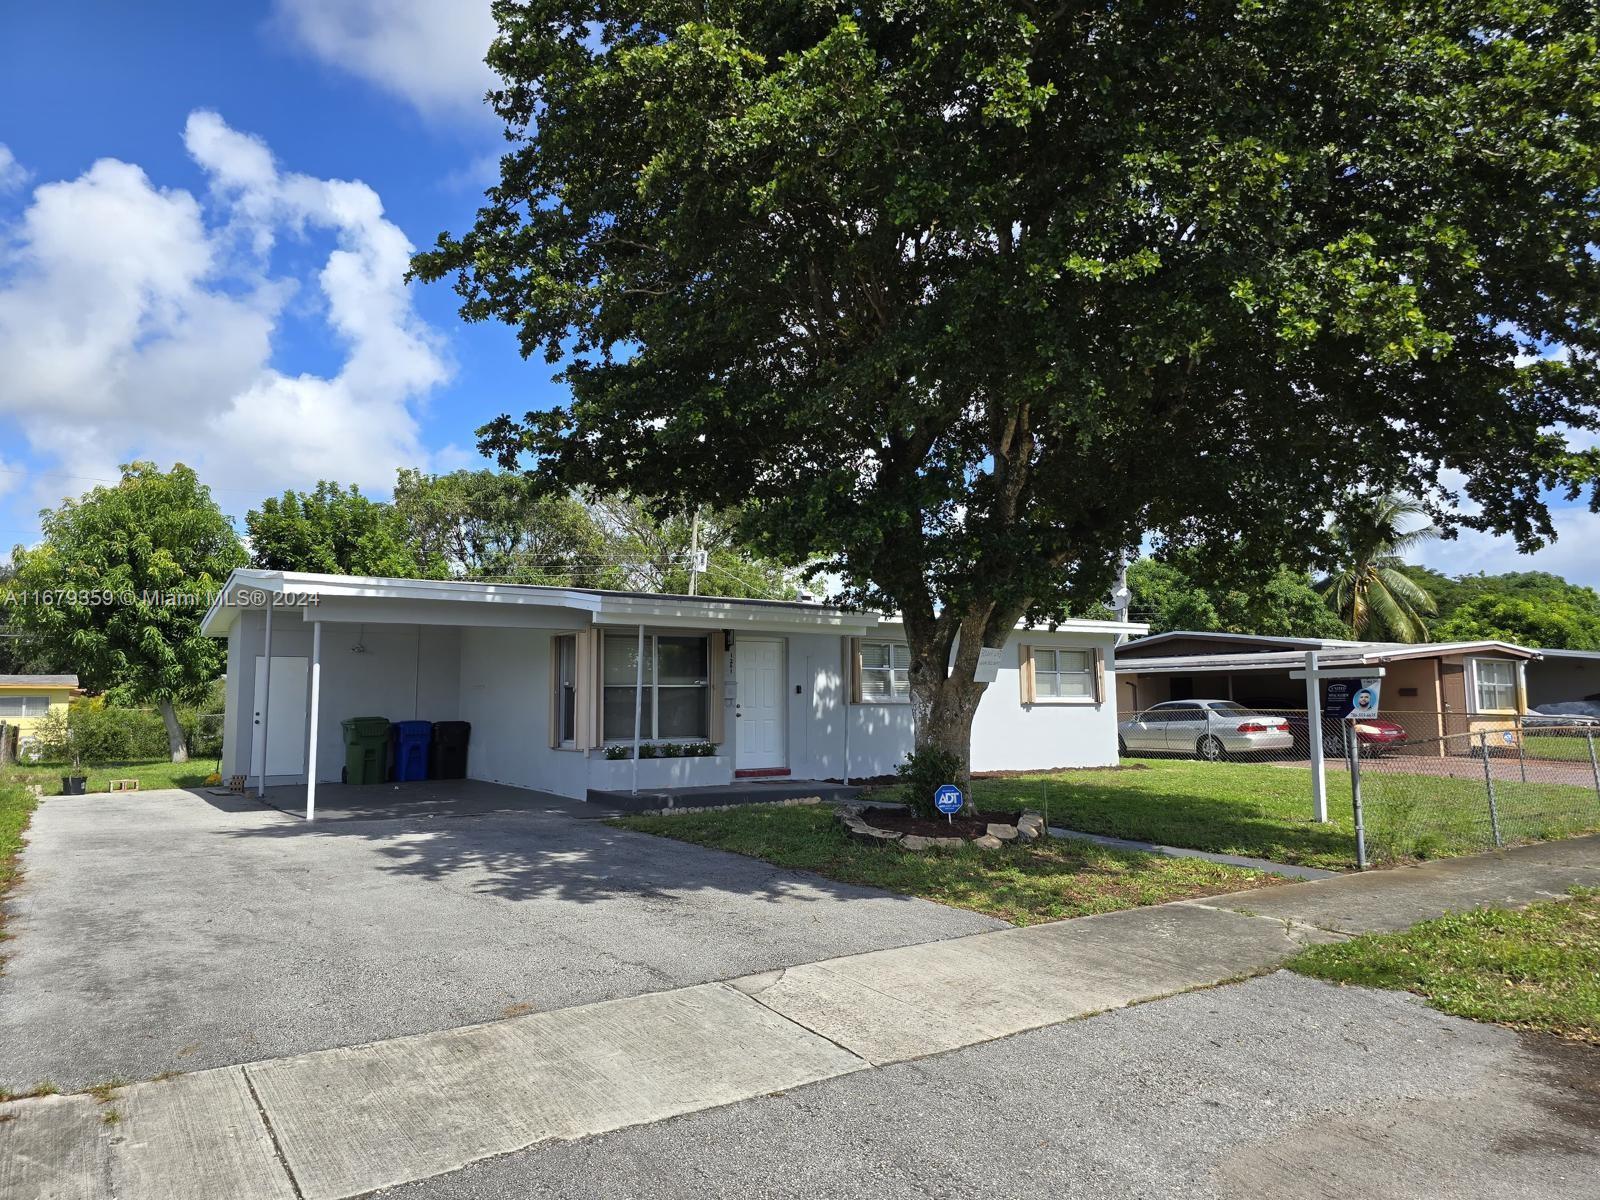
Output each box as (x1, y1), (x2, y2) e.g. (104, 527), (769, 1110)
(1016, 811), (1045, 841)
(973, 834), (1003, 850)
(986, 823), (1019, 842)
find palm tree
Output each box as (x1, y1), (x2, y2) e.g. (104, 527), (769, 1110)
(1318, 494), (1439, 641)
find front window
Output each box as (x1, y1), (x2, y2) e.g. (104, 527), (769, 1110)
(554, 635), (577, 746)
(1034, 649), (1095, 700)
(603, 634), (710, 741)
(0, 695), (48, 718)
(1473, 659), (1518, 712)
(860, 641), (910, 701)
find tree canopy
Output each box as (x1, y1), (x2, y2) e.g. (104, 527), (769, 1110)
(415, 0), (1600, 775)
(247, 482), (430, 579)
(1434, 588), (1600, 650)
(1128, 552), (1347, 639)
(6, 463), (246, 761)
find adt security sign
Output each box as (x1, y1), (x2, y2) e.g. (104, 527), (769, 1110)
(934, 784), (964, 816)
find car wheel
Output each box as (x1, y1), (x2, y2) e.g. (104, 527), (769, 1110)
(1118, 736), (1129, 757)
(1196, 734), (1226, 762)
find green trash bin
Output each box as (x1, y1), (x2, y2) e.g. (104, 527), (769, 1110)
(341, 717), (390, 785)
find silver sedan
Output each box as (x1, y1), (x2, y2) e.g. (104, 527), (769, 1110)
(1119, 700), (1294, 761)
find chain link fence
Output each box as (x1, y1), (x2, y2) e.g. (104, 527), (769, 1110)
(1352, 719), (1600, 866)
(1117, 703), (1600, 866)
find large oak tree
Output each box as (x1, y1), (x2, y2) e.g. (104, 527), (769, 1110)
(414, 0), (1600, 779)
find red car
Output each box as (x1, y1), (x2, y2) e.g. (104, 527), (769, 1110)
(1288, 716), (1409, 756)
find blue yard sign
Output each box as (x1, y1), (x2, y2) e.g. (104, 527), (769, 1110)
(934, 784), (964, 817)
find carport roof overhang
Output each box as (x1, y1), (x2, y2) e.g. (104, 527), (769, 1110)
(1113, 640), (1541, 675)
(200, 568), (887, 637)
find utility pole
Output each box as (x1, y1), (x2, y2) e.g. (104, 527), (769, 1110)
(687, 507), (703, 596)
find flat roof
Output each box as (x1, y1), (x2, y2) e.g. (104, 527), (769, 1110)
(200, 569), (1146, 641)
(1115, 640), (1540, 674)
(0, 674), (78, 688)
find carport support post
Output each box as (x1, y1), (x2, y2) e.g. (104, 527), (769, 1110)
(1305, 651), (1328, 822)
(305, 621), (322, 821)
(631, 622), (645, 795)
(258, 602), (273, 798)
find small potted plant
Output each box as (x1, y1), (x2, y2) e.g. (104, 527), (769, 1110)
(61, 753), (87, 796)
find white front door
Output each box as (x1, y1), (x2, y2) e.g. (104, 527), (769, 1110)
(735, 638), (786, 771)
(252, 655), (309, 778)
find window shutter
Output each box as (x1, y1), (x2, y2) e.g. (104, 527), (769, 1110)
(848, 637), (863, 704)
(548, 637), (561, 749)
(1094, 648), (1107, 704)
(708, 634), (727, 744)
(577, 628), (602, 748)
(1019, 643), (1034, 704)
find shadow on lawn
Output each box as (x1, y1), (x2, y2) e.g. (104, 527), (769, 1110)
(219, 798), (928, 909)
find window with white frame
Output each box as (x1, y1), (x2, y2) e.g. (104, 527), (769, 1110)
(859, 641), (911, 702)
(553, 635), (578, 746)
(1472, 659), (1518, 712)
(0, 695), (48, 718)
(602, 634), (710, 741)
(1032, 648), (1096, 701)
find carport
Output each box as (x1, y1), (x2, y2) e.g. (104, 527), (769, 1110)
(200, 569), (888, 820)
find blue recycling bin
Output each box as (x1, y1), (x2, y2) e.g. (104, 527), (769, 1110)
(392, 720), (433, 783)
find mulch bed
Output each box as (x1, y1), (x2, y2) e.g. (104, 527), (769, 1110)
(857, 806), (1025, 839)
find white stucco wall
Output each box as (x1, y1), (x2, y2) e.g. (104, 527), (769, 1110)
(457, 625), (593, 798)
(223, 610), (462, 783)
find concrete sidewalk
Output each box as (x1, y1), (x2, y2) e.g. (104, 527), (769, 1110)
(4, 835), (1596, 1200)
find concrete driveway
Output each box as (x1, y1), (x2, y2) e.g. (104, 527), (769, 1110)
(0, 785), (1001, 1090)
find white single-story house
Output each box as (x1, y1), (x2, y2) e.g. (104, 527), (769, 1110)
(201, 570), (1144, 815)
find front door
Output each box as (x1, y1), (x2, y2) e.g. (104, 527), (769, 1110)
(735, 638), (786, 771)
(251, 655), (309, 779)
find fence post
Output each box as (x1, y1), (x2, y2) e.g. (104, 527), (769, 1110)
(1479, 733), (1503, 848)
(1587, 731), (1600, 807)
(1347, 719), (1367, 870)
(1516, 713), (1527, 783)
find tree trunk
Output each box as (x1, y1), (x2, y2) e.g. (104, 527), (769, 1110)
(903, 601), (1027, 813)
(909, 673), (986, 797)
(156, 698), (190, 763)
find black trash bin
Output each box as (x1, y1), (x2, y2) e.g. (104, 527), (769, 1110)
(429, 721), (471, 779)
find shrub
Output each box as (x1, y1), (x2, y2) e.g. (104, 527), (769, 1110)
(28, 707), (72, 761)
(895, 747), (966, 819)
(603, 744), (631, 760)
(66, 701), (169, 764)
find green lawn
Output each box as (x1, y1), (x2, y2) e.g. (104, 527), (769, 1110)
(1524, 734), (1600, 765)
(956, 759), (1361, 871)
(1, 781), (39, 962)
(3, 760), (215, 796)
(610, 803), (1272, 926)
(945, 757), (1600, 871)
(1289, 888), (1600, 1043)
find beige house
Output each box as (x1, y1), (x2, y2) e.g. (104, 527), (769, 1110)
(1112, 632), (1537, 750)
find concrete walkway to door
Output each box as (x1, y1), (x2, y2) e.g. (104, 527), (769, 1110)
(4, 834), (1595, 1200)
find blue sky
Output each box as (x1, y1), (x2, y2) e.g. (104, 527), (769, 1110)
(0, 1), (1595, 587)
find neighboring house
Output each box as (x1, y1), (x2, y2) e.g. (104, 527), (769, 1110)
(0, 675), (81, 754)
(1112, 631), (1539, 748)
(1525, 648), (1600, 709)
(200, 570), (1144, 801)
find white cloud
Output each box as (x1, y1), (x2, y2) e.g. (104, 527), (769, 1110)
(0, 144), (29, 194)
(1418, 507), (1600, 589)
(0, 111), (450, 503)
(272, 0), (497, 119)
